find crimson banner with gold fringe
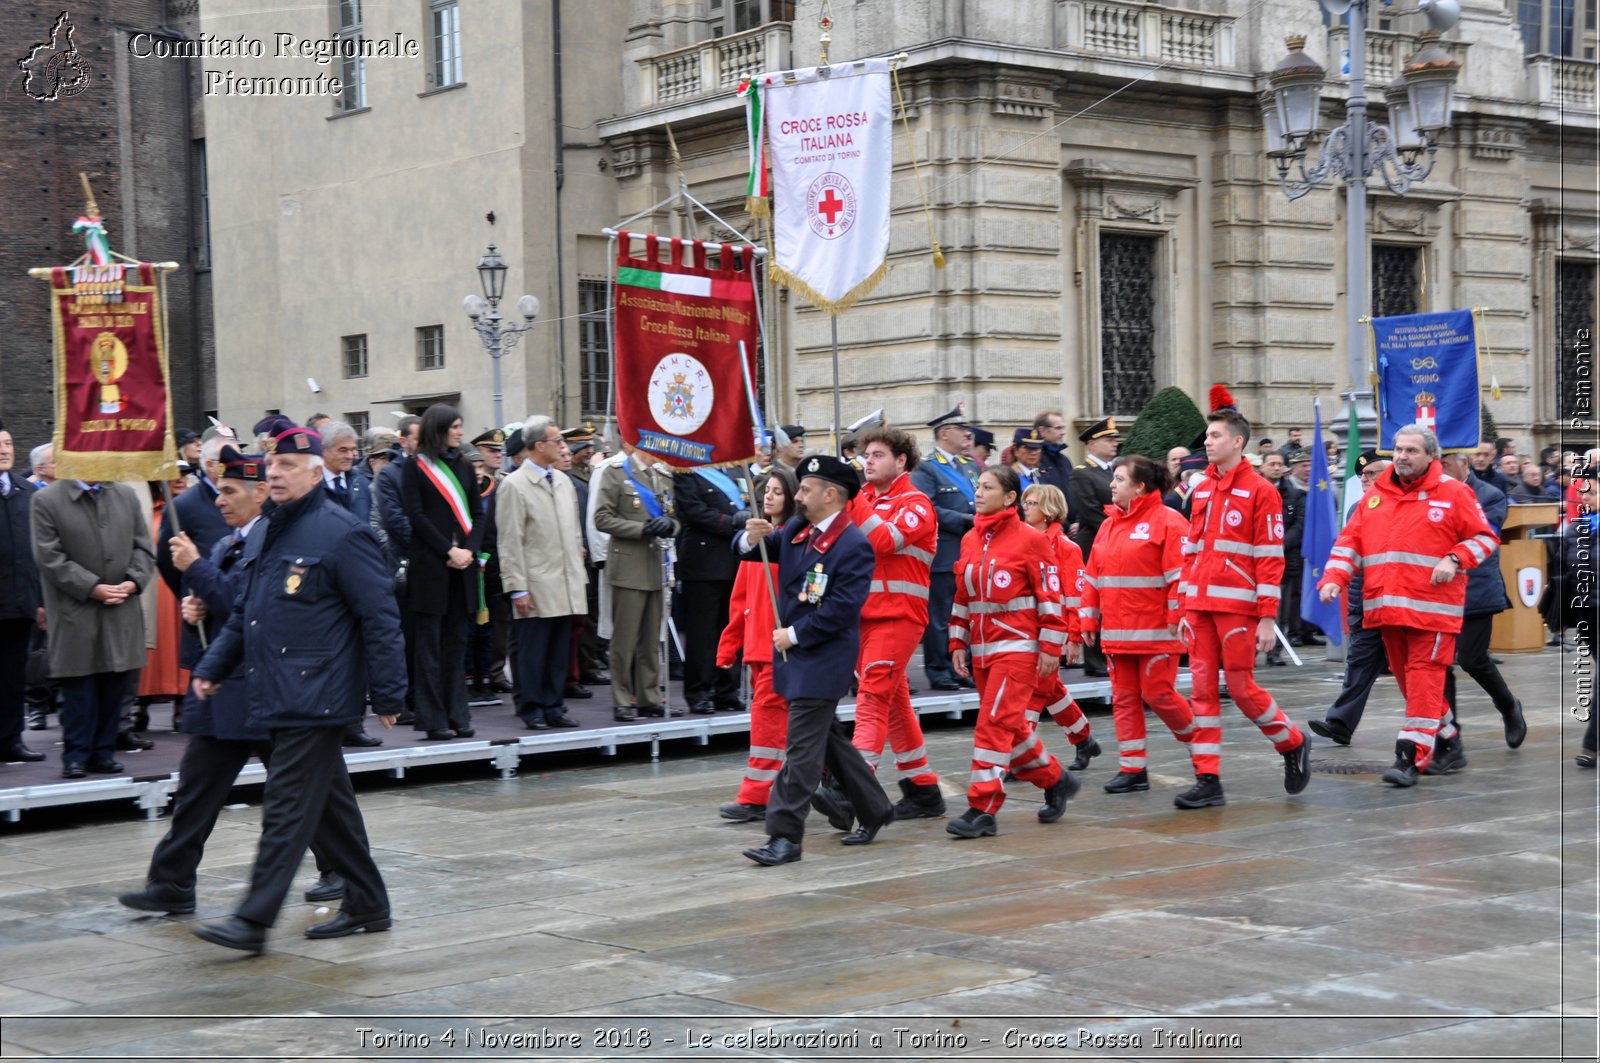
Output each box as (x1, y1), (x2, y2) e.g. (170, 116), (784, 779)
(613, 233), (759, 470)
(49, 262), (178, 482)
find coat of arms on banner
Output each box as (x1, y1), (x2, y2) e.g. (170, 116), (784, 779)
(1518, 566), (1543, 609)
(650, 354), (714, 434)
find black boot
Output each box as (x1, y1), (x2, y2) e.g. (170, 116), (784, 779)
(810, 776), (855, 832)
(1102, 769), (1149, 794)
(1068, 737), (1102, 772)
(891, 778), (946, 820)
(24, 701), (47, 731)
(1383, 740), (1420, 787)
(1422, 733), (1467, 775)
(1173, 773), (1226, 809)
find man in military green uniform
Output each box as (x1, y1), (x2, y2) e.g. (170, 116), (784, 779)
(1069, 416), (1120, 678)
(593, 444), (680, 720)
(468, 428), (513, 699)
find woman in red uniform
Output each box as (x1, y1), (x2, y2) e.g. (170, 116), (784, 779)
(1080, 455), (1223, 807)
(715, 467), (799, 822)
(948, 466), (1079, 837)
(1021, 483), (1101, 772)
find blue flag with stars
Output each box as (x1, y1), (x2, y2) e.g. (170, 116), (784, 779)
(1300, 398), (1344, 646)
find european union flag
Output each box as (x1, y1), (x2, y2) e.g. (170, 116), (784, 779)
(1300, 398), (1344, 646)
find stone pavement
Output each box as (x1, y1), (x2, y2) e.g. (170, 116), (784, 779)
(0, 650), (1594, 1062)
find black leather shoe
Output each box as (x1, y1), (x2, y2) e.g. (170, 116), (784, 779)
(305, 909), (391, 939)
(304, 872), (346, 903)
(61, 762), (86, 779)
(1502, 698), (1527, 749)
(0, 741), (45, 763)
(85, 757), (124, 774)
(956, 675), (976, 689)
(581, 671), (610, 686)
(638, 704), (667, 718)
(611, 706), (637, 722)
(742, 836), (802, 866)
(945, 808), (997, 838)
(1307, 718), (1353, 746)
(1383, 740), (1420, 787)
(1103, 770), (1149, 794)
(810, 779), (855, 832)
(193, 916), (267, 954)
(929, 678), (962, 691)
(891, 778), (946, 820)
(119, 881), (196, 914)
(116, 731), (154, 751)
(545, 713), (580, 729)
(564, 684), (594, 700)
(452, 727), (476, 738)
(1283, 736), (1312, 795)
(525, 717), (549, 730)
(715, 698), (747, 713)
(841, 808), (894, 846)
(1174, 773), (1226, 808)
(490, 679), (517, 694)
(719, 801), (766, 821)
(1422, 733), (1468, 776)
(1038, 770), (1081, 824)
(690, 700), (716, 715)
(423, 729), (455, 740)
(1067, 737), (1101, 773)
(342, 731), (382, 747)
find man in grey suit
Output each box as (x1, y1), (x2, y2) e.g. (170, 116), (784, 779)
(32, 479), (155, 778)
(592, 445), (679, 721)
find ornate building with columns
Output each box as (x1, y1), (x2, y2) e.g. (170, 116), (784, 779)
(201, 0), (1595, 452)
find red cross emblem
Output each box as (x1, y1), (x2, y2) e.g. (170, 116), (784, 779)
(817, 189), (845, 226)
(1415, 405), (1436, 431)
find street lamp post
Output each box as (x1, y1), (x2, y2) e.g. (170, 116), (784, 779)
(464, 244), (540, 428)
(1260, 0), (1462, 451)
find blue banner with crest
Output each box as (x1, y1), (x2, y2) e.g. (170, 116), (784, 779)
(1372, 309), (1479, 453)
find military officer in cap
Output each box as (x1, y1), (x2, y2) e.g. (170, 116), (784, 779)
(969, 427), (995, 468)
(736, 454), (895, 865)
(1069, 417), (1120, 677)
(471, 428), (506, 480)
(189, 425), (404, 953)
(562, 423), (609, 688)
(593, 444), (680, 720)
(774, 425), (807, 475)
(910, 404), (980, 691)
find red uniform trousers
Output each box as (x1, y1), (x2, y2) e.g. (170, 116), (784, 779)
(1186, 610), (1305, 756)
(1107, 652), (1220, 776)
(734, 662), (790, 806)
(1028, 673), (1093, 748)
(968, 655), (1063, 814)
(1380, 627), (1457, 772)
(853, 618), (938, 786)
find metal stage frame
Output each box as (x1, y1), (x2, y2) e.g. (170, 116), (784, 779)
(0, 674), (1190, 823)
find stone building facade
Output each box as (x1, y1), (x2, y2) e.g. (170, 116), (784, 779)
(1, 1), (214, 456)
(195, 0), (1595, 453)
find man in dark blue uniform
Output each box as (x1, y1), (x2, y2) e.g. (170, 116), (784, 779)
(910, 404), (979, 691)
(189, 425), (406, 953)
(736, 455), (894, 865)
(120, 447), (343, 913)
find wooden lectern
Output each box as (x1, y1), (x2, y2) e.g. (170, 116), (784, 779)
(1490, 502), (1559, 654)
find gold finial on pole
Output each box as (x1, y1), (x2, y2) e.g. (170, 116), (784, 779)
(818, 0), (833, 65)
(79, 171), (99, 217)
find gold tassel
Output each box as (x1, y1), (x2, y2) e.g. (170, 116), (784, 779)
(771, 258), (889, 317)
(891, 60), (945, 270)
(746, 196), (770, 219)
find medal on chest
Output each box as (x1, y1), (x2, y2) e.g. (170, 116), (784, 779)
(799, 562), (829, 604)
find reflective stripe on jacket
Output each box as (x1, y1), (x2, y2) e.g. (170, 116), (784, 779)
(1317, 460), (1497, 634)
(849, 472), (937, 625)
(1181, 460), (1286, 618)
(949, 510), (1068, 665)
(1081, 490), (1188, 654)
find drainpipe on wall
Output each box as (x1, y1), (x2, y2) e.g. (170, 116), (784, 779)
(552, 0), (569, 423)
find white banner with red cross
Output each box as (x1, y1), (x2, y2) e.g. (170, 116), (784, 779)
(754, 57), (891, 315)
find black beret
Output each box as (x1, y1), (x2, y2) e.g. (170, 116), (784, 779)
(796, 453), (860, 500)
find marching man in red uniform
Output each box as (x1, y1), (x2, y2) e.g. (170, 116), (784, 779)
(842, 426), (947, 819)
(1318, 423), (1499, 785)
(1181, 396), (1313, 799)
(947, 466), (1079, 837)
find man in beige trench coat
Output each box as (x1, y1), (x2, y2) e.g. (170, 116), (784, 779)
(497, 416), (587, 730)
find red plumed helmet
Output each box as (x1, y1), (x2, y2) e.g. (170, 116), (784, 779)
(1209, 384), (1238, 412)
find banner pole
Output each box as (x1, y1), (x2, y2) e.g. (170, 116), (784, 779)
(161, 479), (207, 650)
(738, 340), (787, 662)
(831, 316), (842, 454)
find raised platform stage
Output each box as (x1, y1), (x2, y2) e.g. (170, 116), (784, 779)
(0, 671), (1189, 822)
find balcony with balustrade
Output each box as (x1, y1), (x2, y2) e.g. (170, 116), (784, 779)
(634, 22), (793, 112)
(1057, 0), (1237, 69)
(1527, 53), (1599, 121)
